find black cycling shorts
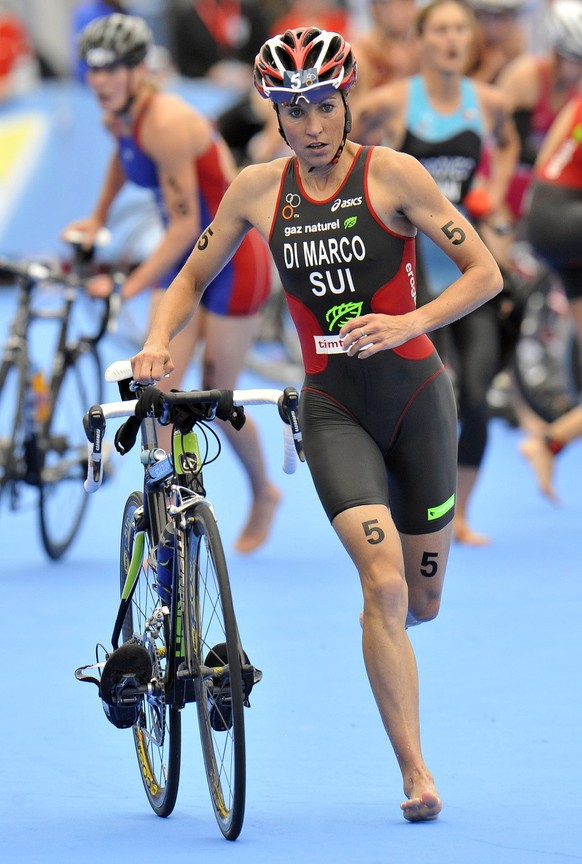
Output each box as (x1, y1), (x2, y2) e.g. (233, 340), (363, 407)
(298, 349), (458, 535)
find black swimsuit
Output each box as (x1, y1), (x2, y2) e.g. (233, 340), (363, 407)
(268, 146), (458, 534)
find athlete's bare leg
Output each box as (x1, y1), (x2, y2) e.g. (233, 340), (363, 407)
(148, 295), (280, 552)
(334, 504), (449, 822)
(453, 465), (489, 546)
(519, 403), (582, 501)
(519, 435), (558, 500)
(202, 310), (281, 554)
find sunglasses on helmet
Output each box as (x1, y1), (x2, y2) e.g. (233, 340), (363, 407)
(262, 68), (344, 105)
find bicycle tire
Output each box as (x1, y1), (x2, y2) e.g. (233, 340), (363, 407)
(182, 501), (246, 840)
(0, 358), (25, 499)
(38, 343), (102, 559)
(513, 270), (581, 423)
(120, 491), (181, 818)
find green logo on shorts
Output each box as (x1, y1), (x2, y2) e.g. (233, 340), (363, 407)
(427, 493), (455, 521)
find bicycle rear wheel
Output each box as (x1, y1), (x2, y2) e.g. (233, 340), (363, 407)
(0, 359), (25, 499)
(513, 270), (581, 422)
(38, 343), (102, 559)
(120, 491), (181, 818)
(182, 501), (246, 840)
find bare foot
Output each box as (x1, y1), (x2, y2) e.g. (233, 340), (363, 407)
(519, 437), (558, 501)
(234, 485), (281, 554)
(401, 789), (442, 822)
(453, 517), (490, 546)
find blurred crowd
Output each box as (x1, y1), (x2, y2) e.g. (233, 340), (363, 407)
(3, 2), (568, 167)
(0, 1), (552, 97)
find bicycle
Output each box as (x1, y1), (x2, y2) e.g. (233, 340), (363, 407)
(75, 359), (303, 840)
(0, 236), (119, 559)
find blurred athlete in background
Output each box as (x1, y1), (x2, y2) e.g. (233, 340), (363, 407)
(64, 14), (280, 553)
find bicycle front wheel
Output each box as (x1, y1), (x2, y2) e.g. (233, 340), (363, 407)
(120, 491), (181, 818)
(38, 344), (102, 558)
(183, 501), (246, 840)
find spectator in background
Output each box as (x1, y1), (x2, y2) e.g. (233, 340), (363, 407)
(465, 0), (528, 84)
(268, 0), (348, 35)
(169, 0), (270, 85)
(350, 0), (420, 97)
(0, 2), (39, 100)
(169, 0), (272, 166)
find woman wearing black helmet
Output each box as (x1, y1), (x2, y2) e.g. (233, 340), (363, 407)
(132, 25), (503, 822)
(64, 14), (280, 554)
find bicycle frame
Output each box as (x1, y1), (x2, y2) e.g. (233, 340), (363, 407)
(110, 416), (200, 710)
(0, 258), (112, 478)
(0, 253), (117, 557)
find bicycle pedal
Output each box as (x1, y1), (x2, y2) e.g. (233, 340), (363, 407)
(98, 639), (153, 729)
(99, 639), (152, 702)
(203, 644), (262, 728)
(204, 644), (234, 731)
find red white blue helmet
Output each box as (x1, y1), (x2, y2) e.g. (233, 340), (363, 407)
(254, 27), (357, 105)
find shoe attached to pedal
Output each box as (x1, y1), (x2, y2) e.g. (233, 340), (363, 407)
(75, 638), (152, 730)
(204, 643), (262, 732)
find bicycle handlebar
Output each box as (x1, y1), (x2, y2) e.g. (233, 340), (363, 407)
(0, 257), (53, 282)
(0, 253), (105, 287)
(83, 362), (304, 492)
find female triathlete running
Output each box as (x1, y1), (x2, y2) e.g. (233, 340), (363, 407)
(130, 27), (502, 820)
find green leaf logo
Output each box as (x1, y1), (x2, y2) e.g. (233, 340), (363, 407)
(325, 302), (363, 330)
